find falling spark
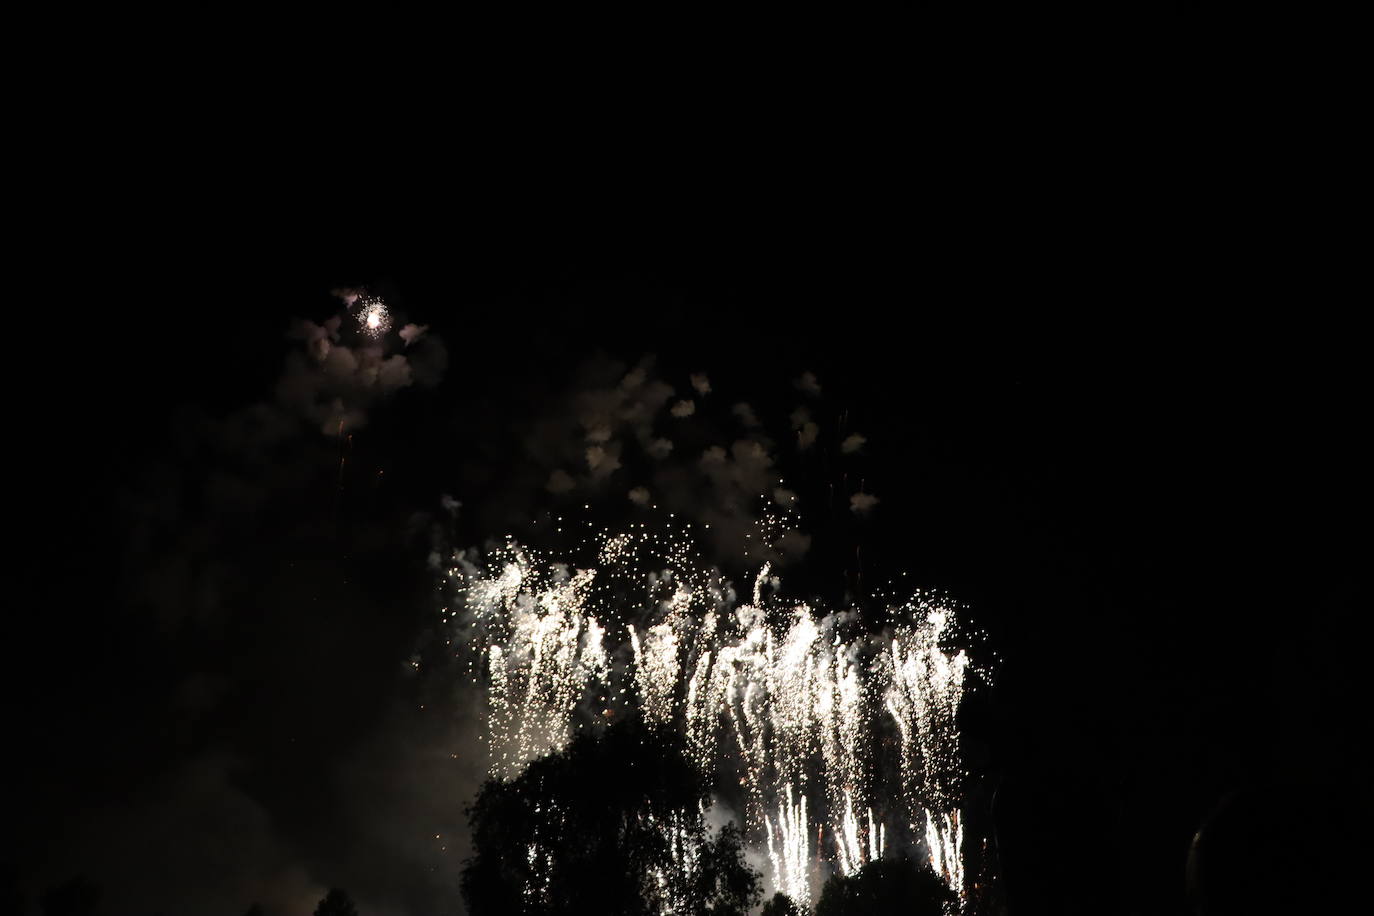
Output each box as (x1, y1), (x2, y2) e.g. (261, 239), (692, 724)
(765, 784), (812, 907)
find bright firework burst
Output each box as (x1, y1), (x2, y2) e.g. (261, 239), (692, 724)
(356, 295), (391, 338)
(440, 512), (987, 909)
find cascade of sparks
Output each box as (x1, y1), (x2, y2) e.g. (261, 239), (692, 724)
(443, 521), (980, 908)
(765, 784), (812, 907)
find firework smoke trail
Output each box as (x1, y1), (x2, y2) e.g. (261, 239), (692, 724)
(444, 519), (982, 907)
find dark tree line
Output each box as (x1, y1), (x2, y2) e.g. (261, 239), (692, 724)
(813, 859), (955, 915)
(756, 858), (953, 916)
(462, 720), (759, 916)
(760, 892), (804, 916)
(311, 889), (358, 916)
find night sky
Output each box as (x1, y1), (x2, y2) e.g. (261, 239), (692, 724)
(11, 199), (1366, 916)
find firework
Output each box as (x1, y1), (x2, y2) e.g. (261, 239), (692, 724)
(443, 517), (982, 907)
(765, 784), (812, 907)
(356, 295), (391, 338)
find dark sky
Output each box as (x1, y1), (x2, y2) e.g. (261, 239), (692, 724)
(11, 189), (1366, 916)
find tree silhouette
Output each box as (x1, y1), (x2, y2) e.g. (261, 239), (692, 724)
(313, 888), (359, 916)
(40, 877), (100, 916)
(760, 892), (804, 916)
(461, 719), (761, 916)
(814, 858), (955, 916)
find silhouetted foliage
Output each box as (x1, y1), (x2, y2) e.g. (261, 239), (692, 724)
(242, 905), (265, 916)
(313, 888), (358, 916)
(760, 892), (804, 916)
(40, 877), (100, 916)
(814, 858), (955, 916)
(462, 719), (761, 916)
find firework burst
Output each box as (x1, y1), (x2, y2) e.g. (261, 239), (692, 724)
(441, 515), (986, 908)
(355, 295), (391, 338)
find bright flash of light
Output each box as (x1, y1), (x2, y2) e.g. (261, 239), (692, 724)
(356, 295), (391, 338)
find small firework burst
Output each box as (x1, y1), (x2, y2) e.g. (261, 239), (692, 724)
(356, 295), (391, 338)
